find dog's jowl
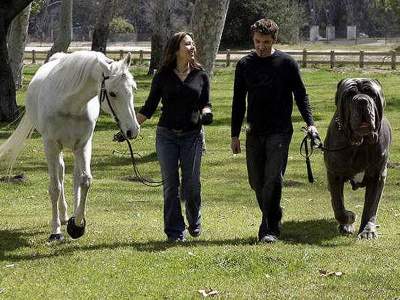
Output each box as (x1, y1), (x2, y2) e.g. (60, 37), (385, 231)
(324, 78), (392, 239)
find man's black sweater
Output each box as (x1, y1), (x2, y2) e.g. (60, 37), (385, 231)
(231, 50), (314, 137)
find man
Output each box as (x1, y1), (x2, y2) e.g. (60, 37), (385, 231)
(230, 18), (319, 243)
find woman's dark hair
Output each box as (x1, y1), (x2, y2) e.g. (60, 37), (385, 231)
(250, 18), (279, 40)
(161, 32), (202, 70)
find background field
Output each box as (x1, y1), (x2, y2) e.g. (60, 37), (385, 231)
(1, 64), (400, 299)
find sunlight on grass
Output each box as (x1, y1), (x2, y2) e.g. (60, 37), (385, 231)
(0, 65), (400, 299)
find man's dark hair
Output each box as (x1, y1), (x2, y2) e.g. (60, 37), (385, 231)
(250, 18), (279, 40)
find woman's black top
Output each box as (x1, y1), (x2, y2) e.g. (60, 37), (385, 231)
(139, 67), (211, 132)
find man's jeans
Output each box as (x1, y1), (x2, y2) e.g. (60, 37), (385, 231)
(246, 132), (292, 239)
(156, 126), (203, 239)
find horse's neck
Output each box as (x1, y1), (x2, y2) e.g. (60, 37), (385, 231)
(61, 66), (102, 115)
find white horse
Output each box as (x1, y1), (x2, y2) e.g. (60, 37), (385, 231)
(0, 50), (140, 241)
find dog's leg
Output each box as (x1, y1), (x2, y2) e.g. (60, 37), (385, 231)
(358, 173), (386, 239)
(327, 171), (356, 234)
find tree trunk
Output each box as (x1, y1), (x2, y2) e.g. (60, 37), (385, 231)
(308, 0), (318, 25)
(45, 0), (73, 62)
(343, 0), (355, 25)
(190, 0), (230, 76)
(91, 0), (115, 53)
(148, 0), (171, 75)
(0, 0), (34, 122)
(7, 4), (31, 89)
(147, 0), (193, 75)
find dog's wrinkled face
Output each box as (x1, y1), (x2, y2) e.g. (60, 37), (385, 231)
(335, 78), (384, 145)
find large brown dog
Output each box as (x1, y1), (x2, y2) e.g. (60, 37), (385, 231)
(324, 78), (391, 239)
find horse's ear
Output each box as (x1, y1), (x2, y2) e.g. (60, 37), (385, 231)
(96, 54), (112, 76)
(123, 52), (132, 68)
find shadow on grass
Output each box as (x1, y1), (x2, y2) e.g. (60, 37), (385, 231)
(281, 218), (352, 247)
(1, 219), (353, 262)
(0, 228), (47, 261)
(1, 235), (257, 262)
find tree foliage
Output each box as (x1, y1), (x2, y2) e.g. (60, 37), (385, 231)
(221, 0), (305, 48)
(109, 17), (134, 33)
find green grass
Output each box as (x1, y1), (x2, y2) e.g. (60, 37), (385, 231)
(1, 64), (400, 299)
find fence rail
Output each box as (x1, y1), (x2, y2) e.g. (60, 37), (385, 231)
(25, 49), (399, 69)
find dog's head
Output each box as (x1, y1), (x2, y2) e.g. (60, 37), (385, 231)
(335, 78), (384, 145)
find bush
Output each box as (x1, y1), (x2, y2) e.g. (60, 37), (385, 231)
(109, 17), (135, 34)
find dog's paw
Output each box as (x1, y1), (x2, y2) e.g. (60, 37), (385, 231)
(338, 224), (355, 235)
(357, 222), (378, 240)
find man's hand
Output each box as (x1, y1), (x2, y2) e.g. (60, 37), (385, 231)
(231, 137), (241, 154)
(307, 125), (321, 148)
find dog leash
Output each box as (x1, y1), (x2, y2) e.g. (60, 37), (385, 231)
(300, 128), (361, 183)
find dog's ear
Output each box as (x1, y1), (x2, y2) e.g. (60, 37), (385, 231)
(335, 79), (346, 107)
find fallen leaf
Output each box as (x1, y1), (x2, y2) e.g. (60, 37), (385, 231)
(4, 264), (15, 268)
(198, 289), (219, 297)
(319, 269), (344, 277)
(0, 288), (5, 294)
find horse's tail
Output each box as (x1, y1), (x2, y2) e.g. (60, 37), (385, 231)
(0, 113), (34, 174)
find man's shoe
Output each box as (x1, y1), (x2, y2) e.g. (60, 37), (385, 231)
(167, 236), (186, 243)
(259, 234), (278, 243)
(188, 225), (201, 237)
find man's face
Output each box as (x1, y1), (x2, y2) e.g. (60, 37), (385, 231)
(253, 32), (275, 58)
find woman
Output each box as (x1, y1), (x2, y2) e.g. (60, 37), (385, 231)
(137, 32), (213, 242)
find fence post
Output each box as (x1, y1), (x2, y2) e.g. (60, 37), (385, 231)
(330, 50), (335, 68)
(139, 50), (144, 65)
(226, 49), (231, 67)
(391, 50), (396, 70)
(302, 48), (307, 68)
(359, 50), (364, 68)
(32, 50), (36, 64)
(119, 49), (124, 60)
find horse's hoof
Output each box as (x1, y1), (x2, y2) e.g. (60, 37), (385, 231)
(67, 217), (86, 239)
(48, 233), (64, 242)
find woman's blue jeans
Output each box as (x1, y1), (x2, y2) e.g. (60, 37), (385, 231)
(156, 126), (203, 239)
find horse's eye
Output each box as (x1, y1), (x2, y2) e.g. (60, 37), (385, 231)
(109, 91), (117, 97)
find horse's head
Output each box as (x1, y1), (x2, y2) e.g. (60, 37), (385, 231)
(97, 53), (140, 139)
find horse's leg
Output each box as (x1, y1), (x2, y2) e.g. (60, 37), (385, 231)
(58, 152), (68, 225)
(44, 141), (64, 242)
(67, 141), (92, 239)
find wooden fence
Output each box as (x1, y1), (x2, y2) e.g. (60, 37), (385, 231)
(25, 49), (399, 69)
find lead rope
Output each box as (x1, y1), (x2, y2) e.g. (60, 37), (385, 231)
(100, 75), (164, 187)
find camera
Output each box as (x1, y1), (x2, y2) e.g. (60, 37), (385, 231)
(201, 107), (213, 125)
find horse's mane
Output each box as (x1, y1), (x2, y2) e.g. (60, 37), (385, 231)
(47, 51), (106, 96)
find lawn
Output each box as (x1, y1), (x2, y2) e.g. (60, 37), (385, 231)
(1, 63), (400, 299)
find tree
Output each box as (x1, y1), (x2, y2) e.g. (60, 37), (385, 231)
(91, 0), (116, 53)
(0, 0), (34, 122)
(45, 0), (73, 62)
(190, 0), (230, 76)
(145, 0), (193, 75)
(221, 0), (305, 48)
(146, 0), (170, 74)
(7, 4), (31, 89)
